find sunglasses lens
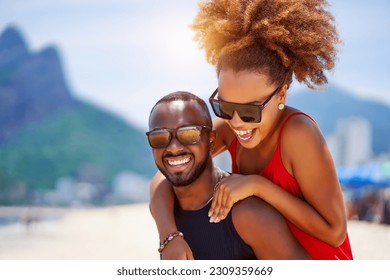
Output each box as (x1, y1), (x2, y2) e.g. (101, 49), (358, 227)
(177, 127), (202, 145)
(148, 131), (171, 148)
(212, 100), (261, 123)
(147, 126), (207, 148)
(211, 101), (233, 119)
(236, 106), (261, 123)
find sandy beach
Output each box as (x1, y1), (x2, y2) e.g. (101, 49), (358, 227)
(0, 203), (389, 260)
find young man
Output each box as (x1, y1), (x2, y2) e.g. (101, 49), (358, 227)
(146, 91), (310, 260)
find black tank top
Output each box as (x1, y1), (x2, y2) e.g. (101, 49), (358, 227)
(174, 199), (256, 260)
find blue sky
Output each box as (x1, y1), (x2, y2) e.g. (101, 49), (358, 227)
(1, 0), (389, 129)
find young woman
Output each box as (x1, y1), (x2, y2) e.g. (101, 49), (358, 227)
(150, 0), (353, 259)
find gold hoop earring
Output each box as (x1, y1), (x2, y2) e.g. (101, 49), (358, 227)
(278, 103), (285, 110)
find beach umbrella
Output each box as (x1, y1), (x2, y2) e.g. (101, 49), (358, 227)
(337, 161), (390, 188)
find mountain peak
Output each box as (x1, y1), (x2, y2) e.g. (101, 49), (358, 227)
(0, 25), (29, 68)
(0, 25), (75, 143)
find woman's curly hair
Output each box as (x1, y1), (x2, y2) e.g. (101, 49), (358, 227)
(191, 0), (341, 89)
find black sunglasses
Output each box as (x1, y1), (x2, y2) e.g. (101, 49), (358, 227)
(146, 125), (212, 149)
(208, 86), (281, 123)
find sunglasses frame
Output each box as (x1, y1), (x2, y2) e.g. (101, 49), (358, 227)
(208, 86), (281, 123)
(146, 125), (212, 149)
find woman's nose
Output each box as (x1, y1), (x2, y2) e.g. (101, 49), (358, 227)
(229, 111), (245, 127)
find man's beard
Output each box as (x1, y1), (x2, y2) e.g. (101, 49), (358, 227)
(158, 153), (210, 187)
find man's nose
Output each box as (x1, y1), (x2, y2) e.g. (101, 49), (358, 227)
(165, 135), (184, 152)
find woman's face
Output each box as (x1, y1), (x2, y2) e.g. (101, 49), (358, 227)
(217, 68), (284, 148)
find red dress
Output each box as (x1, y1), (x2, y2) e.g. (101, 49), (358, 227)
(228, 112), (354, 260)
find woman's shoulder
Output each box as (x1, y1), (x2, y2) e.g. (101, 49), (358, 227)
(281, 108), (321, 138)
(278, 108), (328, 173)
(280, 108), (326, 152)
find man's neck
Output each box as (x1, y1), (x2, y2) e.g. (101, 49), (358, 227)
(173, 165), (221, 211)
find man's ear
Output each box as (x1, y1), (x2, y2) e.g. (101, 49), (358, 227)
(209, 129), (216, 153)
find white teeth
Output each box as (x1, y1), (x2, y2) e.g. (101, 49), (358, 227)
(234, 129), (252, 136)
(234, 129), (253, 141)
(168, 157), (190, 166)
(238, 134), (251, 141)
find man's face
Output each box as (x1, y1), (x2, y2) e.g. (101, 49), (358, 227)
(148, 100), (213, 186)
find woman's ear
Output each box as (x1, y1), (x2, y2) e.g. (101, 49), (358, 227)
(278, 84), (288, 103)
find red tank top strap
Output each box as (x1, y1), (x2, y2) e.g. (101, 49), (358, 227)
(277, 112), (316, 144)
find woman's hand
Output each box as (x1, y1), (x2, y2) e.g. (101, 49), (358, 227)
(160, 237), (194, 260)
(209, 174), (261, 223)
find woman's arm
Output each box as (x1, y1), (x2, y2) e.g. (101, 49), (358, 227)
(149, 171), (194, 259)
(210, 116), (347, 247)
(279, 116), (347, 246)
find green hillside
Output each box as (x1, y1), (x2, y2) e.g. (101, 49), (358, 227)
(0, 101), (155, 204)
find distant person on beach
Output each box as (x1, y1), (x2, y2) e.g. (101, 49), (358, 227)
(146, 91), (310, 260)
(150, 0), (353, 259)
(382, 188), (390, 225)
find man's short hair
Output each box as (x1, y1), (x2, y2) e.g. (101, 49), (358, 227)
(149, 91), (212, 127)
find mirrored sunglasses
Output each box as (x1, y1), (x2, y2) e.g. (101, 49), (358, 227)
(146, 125), (212, 149)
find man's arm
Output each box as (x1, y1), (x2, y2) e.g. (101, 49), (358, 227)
(232, 196), (310, 260)
(150, 171), (194, 259)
